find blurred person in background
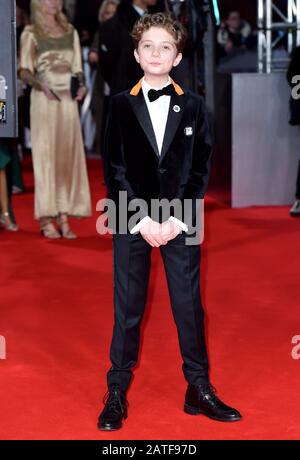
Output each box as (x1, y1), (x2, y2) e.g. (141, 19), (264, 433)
(73, 0), (103, 47)
(217, 10), (251, 55)
(63, 0), (77, 23)
(98, 0), (158, 95)
(98, 0), (118, 22)
(19, 0), (92, 239)
(89, 0), (120, 155)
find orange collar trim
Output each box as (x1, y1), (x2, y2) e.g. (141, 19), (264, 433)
(130, 78), (184, 96)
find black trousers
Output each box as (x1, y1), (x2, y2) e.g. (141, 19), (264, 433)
(107, 232), (210, 392)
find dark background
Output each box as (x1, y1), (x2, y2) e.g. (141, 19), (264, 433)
(16, 1), (258, 24)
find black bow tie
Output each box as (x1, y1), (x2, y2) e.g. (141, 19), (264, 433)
(147, 84), (175, 102)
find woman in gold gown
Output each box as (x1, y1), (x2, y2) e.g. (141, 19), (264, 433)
(19, 0), (92, 239)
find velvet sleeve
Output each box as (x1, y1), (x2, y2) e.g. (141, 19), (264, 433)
(103, 96), (149, 223)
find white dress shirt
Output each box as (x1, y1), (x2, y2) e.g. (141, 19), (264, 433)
(130, 77), (188, 235)
(142, 77), (171, 155)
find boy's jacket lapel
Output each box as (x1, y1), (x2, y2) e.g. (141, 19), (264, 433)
(160, 92), (187, 163)
(127, 90), (160, 158)
(126, 79), (186, 163)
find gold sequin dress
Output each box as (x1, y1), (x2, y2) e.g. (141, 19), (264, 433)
(19, 25), (92, 219)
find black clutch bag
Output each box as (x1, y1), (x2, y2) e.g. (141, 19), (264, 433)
(70, 74), (80, 99)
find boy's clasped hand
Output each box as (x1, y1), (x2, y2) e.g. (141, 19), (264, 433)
(140, 219), (182, 247)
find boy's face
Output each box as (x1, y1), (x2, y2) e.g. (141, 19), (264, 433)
(134, 27), (182, 78)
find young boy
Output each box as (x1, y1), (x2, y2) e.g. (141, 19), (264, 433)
(98, 13), (242, 431)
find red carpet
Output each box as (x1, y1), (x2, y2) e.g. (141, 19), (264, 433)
(1, 157), (300, 440)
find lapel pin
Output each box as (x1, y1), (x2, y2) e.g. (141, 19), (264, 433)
(173, 105), (180, 113)
(184, 127), (193, 136)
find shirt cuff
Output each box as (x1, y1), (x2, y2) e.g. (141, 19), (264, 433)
(168, 216), (188, 232)
(130, 216), (151, 234)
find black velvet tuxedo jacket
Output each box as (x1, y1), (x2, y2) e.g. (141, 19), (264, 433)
(103, 79), (213, 234)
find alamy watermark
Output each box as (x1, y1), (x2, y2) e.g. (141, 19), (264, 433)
(95, 191), (205, 245)
(291, 335), (300, 360)
(291, 76), (300, 100)
(0, 335), (6, 360)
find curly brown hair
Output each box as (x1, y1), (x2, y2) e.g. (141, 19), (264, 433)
(131, 13), (187, 54)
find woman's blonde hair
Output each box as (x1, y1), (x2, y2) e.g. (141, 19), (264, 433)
(31, 0), (70, 36)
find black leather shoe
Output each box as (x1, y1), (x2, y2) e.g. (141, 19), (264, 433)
(97, 385), (128, 431)
(184, 383), (242, 422)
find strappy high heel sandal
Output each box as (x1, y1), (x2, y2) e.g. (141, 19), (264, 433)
(40, 217), (61, 239)
(56, 214), (77, 239)
(0, 212), (19, 232)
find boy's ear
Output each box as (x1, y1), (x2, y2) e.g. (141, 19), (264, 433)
(134, 49), (140, 63)
(173, 52), (183, 68)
